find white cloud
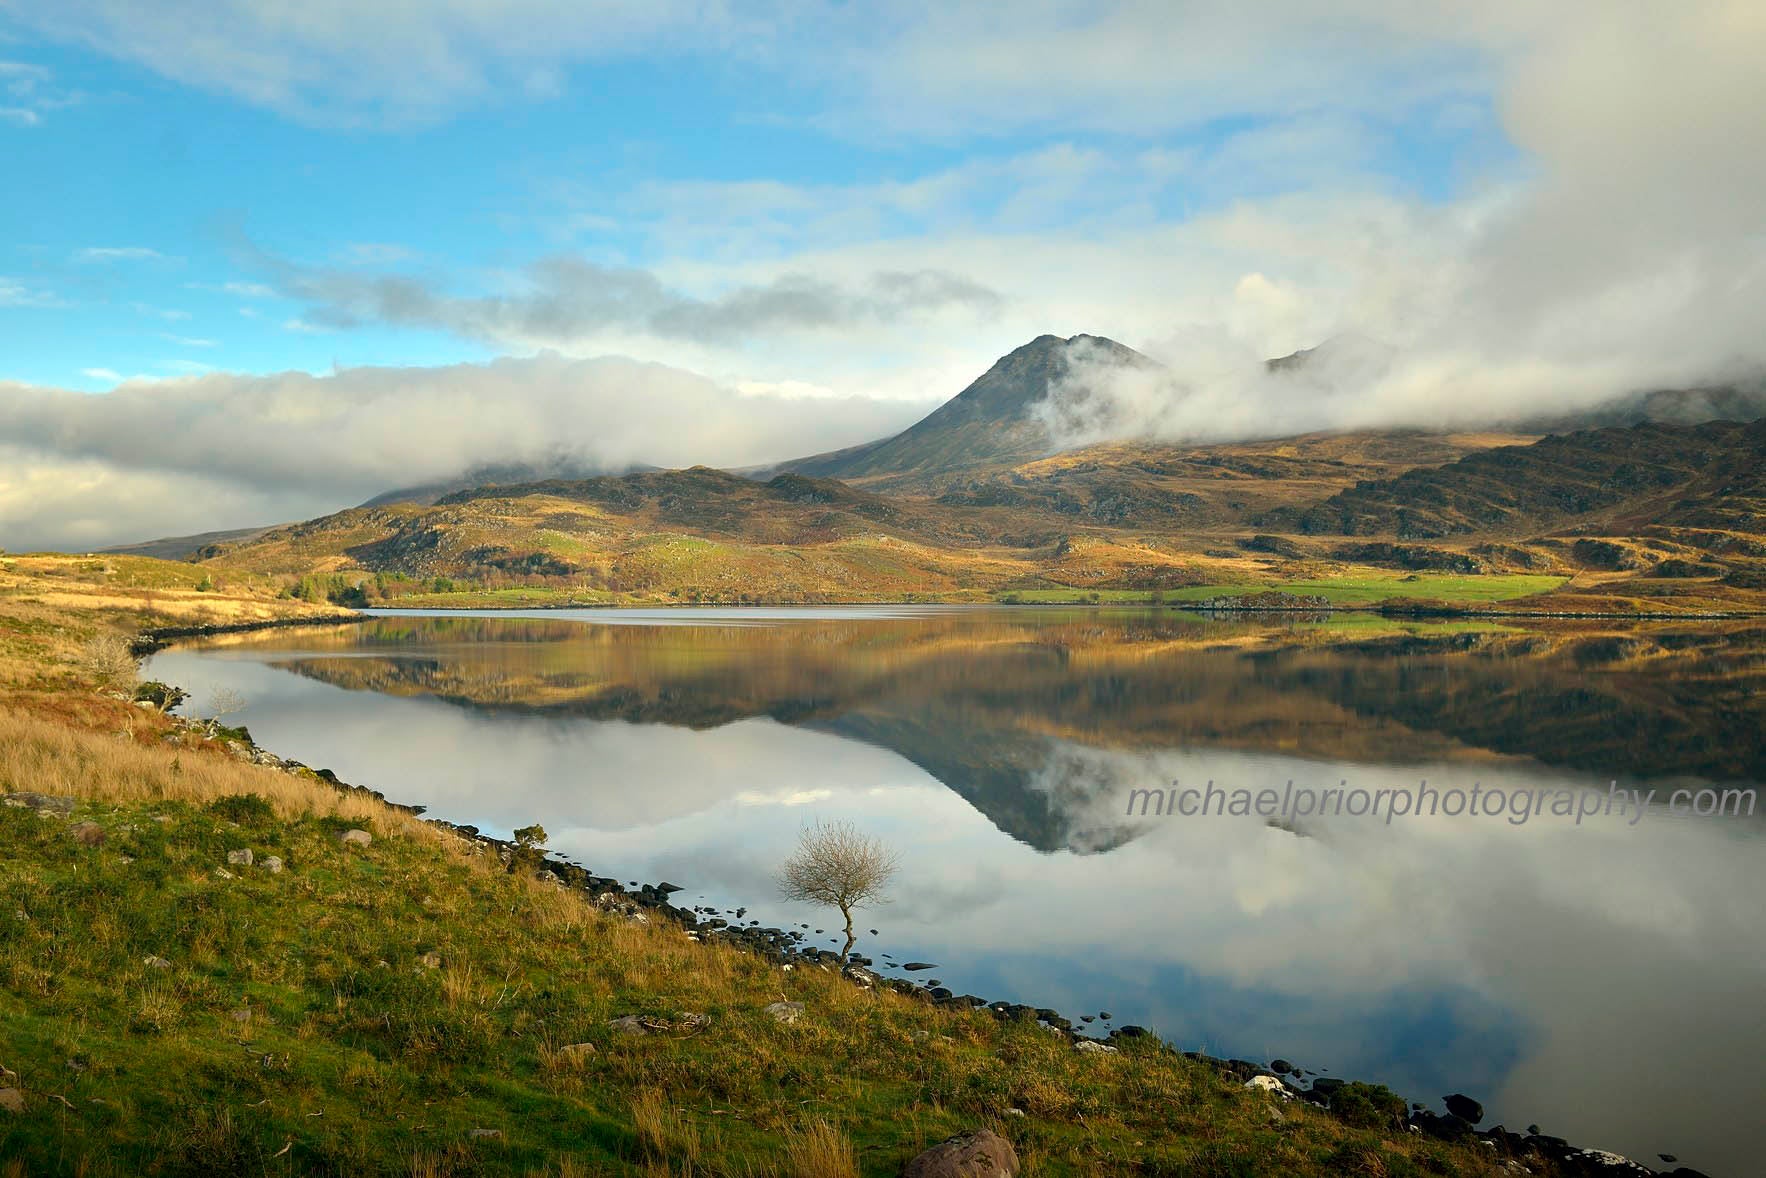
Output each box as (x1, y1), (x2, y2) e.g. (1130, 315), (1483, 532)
(0, 277), (61, 307)
(0, 59), (77, 125)
(79, 367), (122, 383)
(76, 246), (172, 263)
(7, 0), (754, 127)
(0, 354), (936, 551)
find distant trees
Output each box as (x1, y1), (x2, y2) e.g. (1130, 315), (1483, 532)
(777, 820), (900, 965)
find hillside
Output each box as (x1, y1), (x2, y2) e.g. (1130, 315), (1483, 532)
(177, 411), (1766, 615)
(1262, 419), (1766, 539)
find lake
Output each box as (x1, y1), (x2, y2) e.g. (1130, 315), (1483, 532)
(146, 607), (1766, 1175)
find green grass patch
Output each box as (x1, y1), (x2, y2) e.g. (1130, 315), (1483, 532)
(0, 795), (1519, 1176)
(1001, 573), (1567, 608)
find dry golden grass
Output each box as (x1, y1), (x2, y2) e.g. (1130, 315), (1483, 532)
(0, 706), (417, 830)
(778, 1121), (860, 1178)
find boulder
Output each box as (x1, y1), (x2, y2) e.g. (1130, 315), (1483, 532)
(0, 1088), (24, 1113)
(418, 952), (442, 969)
(607, 1015), (648, 1035)
(142, 955), (172, 970)
(1245, 1075), (1293, 1099)
(261, 856), (284, 874)
(1563, 1149), (1656, 1176)
(902, 1129), (1020, 1178)
(226, 848), (254, 867)
(764, 1001), (805, 1025)
(1412, 1111), (1475, 1141)
(2, 792), (75, 815)
(1444, 1093), (1484, 1124)
(555, 1043), (596, 1067)
(337, 829), (372, 848)
(68, 822), (106, 847)
(1074, 1040), (1117, 1055)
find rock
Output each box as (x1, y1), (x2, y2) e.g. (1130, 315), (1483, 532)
(1310, 1077), (1345, 1097)
(0, 1087), (24, 1113)
(261, 856), (284, 874)
(2, 792), (76, 815)
(68, 822), (106, 847)
(764, 1001), (805, 1025)
(1444, 1093), (1484, 1124)
(1074, 1040), (1117, 1055)
(215, 868), (235, 880)
(467, 1128), (501, 1140)
(1412, 1111), (1475, 1141)
(902, 1129), (1020, 1178)
(902, 962), (939, 971)
(1270, 1058), (1295, 1075)
(226, 848), (254, 867)
(555, 1043), (596, 1067)
(337, 829), (372, 848)
(229, 1009), (252, 1023)
(142, 955), (171, 970)
(608, 1015), (648, 1035)
(1111, 1025), (1149, 1040)
(1245, 1075), (1293, 1100)
(1564, 1149), (1655, 1175)
(418, 952), (442, 969)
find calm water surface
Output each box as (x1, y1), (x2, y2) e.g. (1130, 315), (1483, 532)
(147, 607), (1766, 1175)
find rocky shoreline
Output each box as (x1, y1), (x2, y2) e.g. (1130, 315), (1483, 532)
(135, 619), (1718, 1178)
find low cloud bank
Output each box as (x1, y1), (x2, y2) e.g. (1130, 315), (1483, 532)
(0, 353), (931, 552)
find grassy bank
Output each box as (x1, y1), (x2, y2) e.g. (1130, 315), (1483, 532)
(0, 709), (1522, 1177)
(0, 556), (1564, 1174)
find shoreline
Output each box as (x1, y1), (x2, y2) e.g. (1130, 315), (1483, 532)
(136, 622), (1717, 1176)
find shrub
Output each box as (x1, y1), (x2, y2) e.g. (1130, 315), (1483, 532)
(206, 793), (276, 826)
(80, 634), (139, 692)
(1329, 1081), (1407, 1129)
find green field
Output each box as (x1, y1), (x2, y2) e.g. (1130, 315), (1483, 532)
(1000, 573), (1569, 608)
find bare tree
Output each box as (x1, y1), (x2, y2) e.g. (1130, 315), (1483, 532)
(79, 634), (139, 694)
(777, 820), (900, 965)
(205, 687), (247, 733)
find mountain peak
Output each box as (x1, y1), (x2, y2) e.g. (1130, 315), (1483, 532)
(778, 333), (1155, 481)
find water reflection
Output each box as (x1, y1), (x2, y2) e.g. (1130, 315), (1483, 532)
(147, 609), (1766, 1174)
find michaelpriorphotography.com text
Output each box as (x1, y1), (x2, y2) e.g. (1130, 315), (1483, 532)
(1126, 780), (1759, 826)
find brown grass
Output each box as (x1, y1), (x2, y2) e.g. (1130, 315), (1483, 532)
(0, 707), (418, 830)
(778, 1120), (860, 1178)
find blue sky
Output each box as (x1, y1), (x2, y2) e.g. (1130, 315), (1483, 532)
(1, 2), (1760, 548)
(0, 12), (1509, 392)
